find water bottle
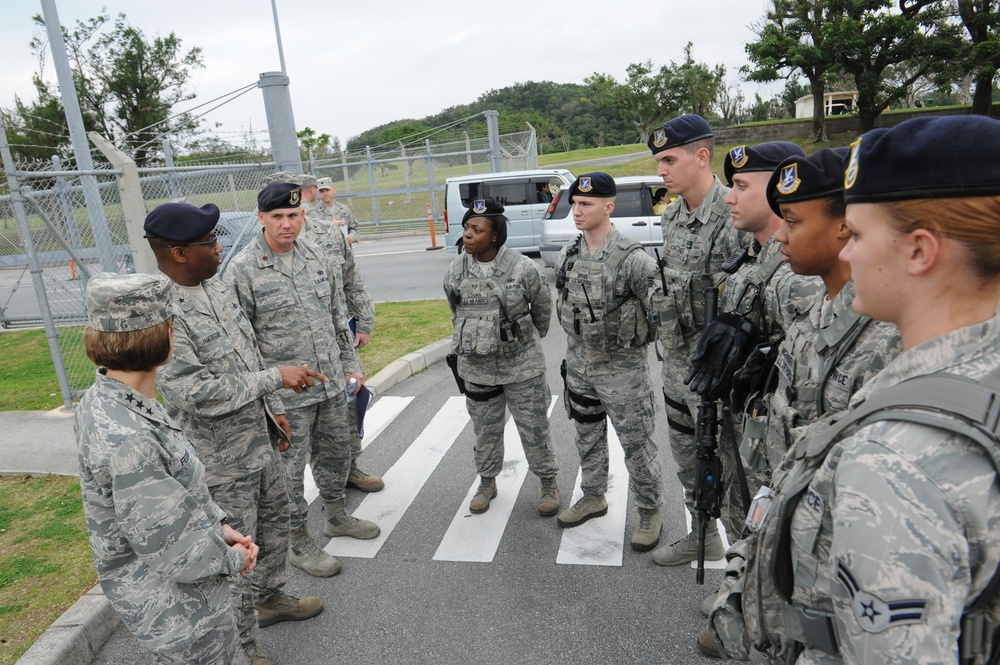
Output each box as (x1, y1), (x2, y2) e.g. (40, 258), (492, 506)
(345, 377), (357, 402)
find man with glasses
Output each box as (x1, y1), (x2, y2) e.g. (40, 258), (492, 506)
(147, 202), (328, 665)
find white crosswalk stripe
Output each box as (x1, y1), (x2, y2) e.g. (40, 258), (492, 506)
(324, 396), (469, 559)
(299, 392), (727, 568)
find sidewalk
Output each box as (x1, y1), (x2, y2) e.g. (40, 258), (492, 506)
(10, 337), (451, 665)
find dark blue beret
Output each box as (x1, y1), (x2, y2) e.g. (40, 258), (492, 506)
(143, 202), (219, 242)
(844, 115), (1000, 203)
(767, 147), (849, 217)
(724, 141), (806, 186)
(462, 197), (506, 225)
(568, 172), (616, 202)
(257, 181), (302, 212)
(647, 114), (714, 155)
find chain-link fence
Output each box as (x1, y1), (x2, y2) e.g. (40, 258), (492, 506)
(1, 117), (536, 408)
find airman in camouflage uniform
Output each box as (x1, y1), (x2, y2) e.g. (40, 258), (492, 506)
(730, 116), (1000, 664)
(645, 115), (743, 564)
(297, 181), (383, 493)
(444, 198), (559, 516)
(700, 148), (900, 659)
(318, 176), (360, 244)
(145, 202), (327, 664)
(76, 272), (254, 664)
(553, 173), (665, 553)
(226, 182), (378, 580)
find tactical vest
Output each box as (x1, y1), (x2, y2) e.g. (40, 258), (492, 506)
(746, 369), (1000, 664)
(655, 194), (731, 349)
(557, 234), (653, 354)
(720, 241), (786, 343)
(449, 249), (531, 356)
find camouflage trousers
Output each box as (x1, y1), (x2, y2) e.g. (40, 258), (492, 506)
(661, 353), (701, 513)
(151, 613), (245, 664)
(282, 395), (353, 530)
(210, 451), (289, 649)
(347, 396), (362, 459)
(465, 373), (558, 480)
(719, 406), (750, 539)
(565, 361), (663, 509)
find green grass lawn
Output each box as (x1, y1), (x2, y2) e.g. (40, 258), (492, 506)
(0, 298), (452, 662)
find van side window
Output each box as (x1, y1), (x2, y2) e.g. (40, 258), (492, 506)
(484, 181), (529, 206)
(459, 183), (481, 207)
(611, 188), (644, 218)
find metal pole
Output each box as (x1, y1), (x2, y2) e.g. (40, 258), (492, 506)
(463, 131), (473, 173)
(0, 113), (75, 409)
(425, 139), (439, 226)
(365, 146), (381, 227)
(52, 156), (83, 254)
(271, 0), (287, 74)
(258, 72), (302, 174)
(484, 110), (502, 173)
(39, 0), (116, 272)
(399, 142), (413, 202)
(340, 152), (351, 194)
(162, 138), (183, 199)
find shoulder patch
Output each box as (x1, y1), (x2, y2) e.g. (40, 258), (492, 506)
(836, 559), (927, 633)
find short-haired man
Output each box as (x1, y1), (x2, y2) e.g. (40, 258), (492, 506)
(148, 202), (327, 665)
(554, 172), (665, 552)
(226, 182), (380, 580)
(317, 177), (360, 244)
(646, 115), (743, 565)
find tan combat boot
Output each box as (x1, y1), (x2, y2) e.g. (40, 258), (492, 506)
(346, 460), (384, 492)
(538, 476), (559, 517)
(244, 639), (271, 665)
(287, 527), (342, 577)
(556, 494), (608, 528)
(469, 476), (497, 514)
(323, 499), (380, 539)
(651, 518), (725, 566)
(631, 507), (662, 552)
(255, 590), (324, 627)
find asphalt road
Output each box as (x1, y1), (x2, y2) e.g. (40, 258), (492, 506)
(88, 240), (729, 665)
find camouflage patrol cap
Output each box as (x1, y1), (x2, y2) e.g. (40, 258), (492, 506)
(296, 173), (318, 187)
(844, 115), (1000, 203)
(647, 114), (714, 155)
(767, 147), (849, 217)
(724, 141), (805, 186)
(316, 177), (334, 190)
(86, 272), (176, 332)
(264, 171), (297, 184)
(258, 181), (302, 211)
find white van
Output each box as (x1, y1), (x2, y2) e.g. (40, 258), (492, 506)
(539, 175), (669, 267)
(443, 169), (575, 253)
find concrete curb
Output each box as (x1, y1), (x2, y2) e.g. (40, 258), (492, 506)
(15, 336), (452, 665)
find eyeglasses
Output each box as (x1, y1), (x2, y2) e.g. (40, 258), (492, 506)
(166, 233), (218, 248)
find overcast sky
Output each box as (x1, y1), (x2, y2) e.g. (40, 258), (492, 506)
(1, 0), (781, 147)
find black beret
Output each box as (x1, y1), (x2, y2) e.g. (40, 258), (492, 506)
(257, 182), (302, 212)
(844, 115), (1000, 203)
(647, 114), (714, 155)
(767, 147), (849, 217)
(143, 202), (220, 242)
(568, 172), (616, 202)
(724, 141), (806, 186)
(462, 198), (506, 225)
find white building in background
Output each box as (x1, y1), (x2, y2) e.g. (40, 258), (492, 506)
(795, 91), (859, 118)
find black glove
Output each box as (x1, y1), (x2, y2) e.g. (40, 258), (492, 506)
(731, 339), (782, 413)
(685, 312), (757, 400)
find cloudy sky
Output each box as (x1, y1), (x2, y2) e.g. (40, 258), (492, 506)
(1, 0), (780, 147)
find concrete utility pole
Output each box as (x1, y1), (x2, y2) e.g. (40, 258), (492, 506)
(485, 110), (502, 173)
(39, 0), (116, 271)
(259, 72), (303, 174)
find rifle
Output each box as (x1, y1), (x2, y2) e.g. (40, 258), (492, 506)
(693, 286), (723, 585)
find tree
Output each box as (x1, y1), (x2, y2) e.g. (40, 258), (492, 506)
(956, 0), (1000, 114)
(827, 0), (963, 132)
(26, 11), (204, 165)
(716, 82), (747, 125)
(745, 0), (838, 142)
(667, 43), (726, 117)
(586, 61), (676, 144)
(779, 79), (810, 118)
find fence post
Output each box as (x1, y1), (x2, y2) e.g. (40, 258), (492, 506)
(399, 142), (413, 203)
(485, 110), (501, 173)
(463, 131), (473, 173)
(365, 146), (381, 227)
(425, 139), (440, 234)
(52, 156), (83, 255)
(340, 152), (351, 194)
(0, 114), (75, 409)
(89, 133), (157, 275)
(162, 138), (184, 199)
